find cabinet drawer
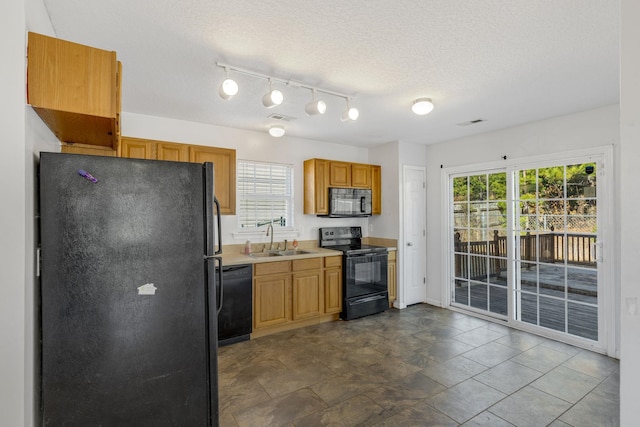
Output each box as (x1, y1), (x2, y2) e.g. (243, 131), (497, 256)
(254, 260), (291, 276)
(292, 257), (323, 272)
(324, 256), (342, 268)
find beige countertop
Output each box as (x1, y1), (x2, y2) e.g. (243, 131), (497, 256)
(220, 245), (342, 266)
(219, 237), (398, 266)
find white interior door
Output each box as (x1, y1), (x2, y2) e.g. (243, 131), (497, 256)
(403, 165), (426, 306)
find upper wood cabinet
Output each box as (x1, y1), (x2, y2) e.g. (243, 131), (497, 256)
(351, 163), (371, 188)
(304, 158), (381, 215)
(304, 159), (330, 215)
(189, 146), (236, 215)
(27, 32), (121, 150)
(61, 143), (116, 157)
(120, 137), (236, 215)
(329, 161), (351, 187)
(371, 165), (382, 215)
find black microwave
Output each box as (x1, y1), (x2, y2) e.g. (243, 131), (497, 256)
(325, 188), (372, 217)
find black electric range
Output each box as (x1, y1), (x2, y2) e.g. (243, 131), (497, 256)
(319, 227), (389, 320)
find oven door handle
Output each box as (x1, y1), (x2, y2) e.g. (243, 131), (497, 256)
(346, 252), (388, 259)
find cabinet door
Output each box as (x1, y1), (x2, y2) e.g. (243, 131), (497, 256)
(324, 268), (342, 314)
(292, 270), (323, 320)
(304, 159), (330, 215)
(120, 137), (155, 159)
(351, 163), (371, 188)
(329, 161), (351, 187)
(27, 32), (119, 148)
(61, 143), (116, 157)
(189, 146), (236, 215)
(157, 142), (189, 162)
(388, 251), (397, 304)
(254, 274), (291, 329)
(371, 165), (382, 215)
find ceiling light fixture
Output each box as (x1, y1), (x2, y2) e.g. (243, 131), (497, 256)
(262, 79), (284, 108)
(305, 89), (326, 116)
(218, 67), (238, 100)
(341, 98), (359, 122)
(215, 62), (357, 124)
(411, 97), (434, 115)
(268, 125), (285, 137)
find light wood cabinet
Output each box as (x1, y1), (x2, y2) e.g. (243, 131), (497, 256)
(292, 270), (323, 320)
(351, 163), (371, 188)
(252, 256), (341, 336)
(388, 250), (397, 305)
(119, 137), (236, 215)
(329, 161), (351, 187)
(189, 146), (236, 215)
(61, 143), (116, 157)
(27, 32), (121, 150)
(304, 158), (381, 215)
(304, 159), (330, 215)
(120, 137), (155, 159)
(371, 165), (382, 215)
(324, 256), (342, 314)
(157, 142), (189, 162)
(254, 273), (291, 329)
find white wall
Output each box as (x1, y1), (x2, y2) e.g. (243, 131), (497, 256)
(620, 0), (640, 424)
(369, 141), (400, 239)
(122, 112), (377, 247)
(424, 104), (620, 307)
(1, 2), (27, 425)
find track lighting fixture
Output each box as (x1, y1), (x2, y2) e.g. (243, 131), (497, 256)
(341, 98), (359, 122)
(215, 62), (361, 132)
(411, 97), (434, 115)
(268, 125), (285, 137)
(262, 79), (283, 108)
(305, 89), (326, 116)
(218, 67), (238, 100)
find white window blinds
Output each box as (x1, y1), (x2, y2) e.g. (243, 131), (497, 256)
(237, 160), (294, 229)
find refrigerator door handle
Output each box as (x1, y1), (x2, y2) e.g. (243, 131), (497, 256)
(213, 197), (222, 255)
(214, 256), (223, 315)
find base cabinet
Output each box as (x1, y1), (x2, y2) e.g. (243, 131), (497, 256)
(253, 256), (341, 337)
(254, 273), (291, 329)
(388, 250), (397, 306)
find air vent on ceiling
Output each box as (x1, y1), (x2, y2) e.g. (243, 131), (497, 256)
(268, 113), (297, 122)
(457, 118), (487, 127)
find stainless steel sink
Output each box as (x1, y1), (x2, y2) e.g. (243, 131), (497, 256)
(249, 251), (282, 258)
(278, 250), (311, 256)
(249, 249), (312, 258)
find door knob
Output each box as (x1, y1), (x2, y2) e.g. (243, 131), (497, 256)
(407, 242), (413, 246)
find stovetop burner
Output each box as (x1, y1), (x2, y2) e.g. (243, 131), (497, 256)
(319, 227), (387, 255)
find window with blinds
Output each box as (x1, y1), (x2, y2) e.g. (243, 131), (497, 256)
(237, 160), (294, 229)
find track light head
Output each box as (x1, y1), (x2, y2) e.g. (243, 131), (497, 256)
(305, 100), (326, 115)
(219, 79), (238, 100)
(268, 125), (285, 137)
(305, 89), (326, 116)
(411, 97), (434, 115)
(262, 89), (283, 108)
(341, 99), (359, 121)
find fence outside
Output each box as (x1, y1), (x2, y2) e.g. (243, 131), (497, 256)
(454, 231), (596, 281)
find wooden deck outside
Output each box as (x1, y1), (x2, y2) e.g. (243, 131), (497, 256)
(454, 232), (598, 341)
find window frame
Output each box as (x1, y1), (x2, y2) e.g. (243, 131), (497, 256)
(235, 159), (295, 233)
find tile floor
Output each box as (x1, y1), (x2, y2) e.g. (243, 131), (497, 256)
(218, 304), (619, 426)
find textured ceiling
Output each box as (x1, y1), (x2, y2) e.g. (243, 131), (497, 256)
(42, 0), (619, 147)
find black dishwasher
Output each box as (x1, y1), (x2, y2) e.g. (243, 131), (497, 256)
(217, 264), (253, 347)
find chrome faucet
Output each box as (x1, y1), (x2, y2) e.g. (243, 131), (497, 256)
(266, 223), (274, 251)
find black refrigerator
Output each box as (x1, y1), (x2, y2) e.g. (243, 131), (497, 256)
(38, 152), (222, 426)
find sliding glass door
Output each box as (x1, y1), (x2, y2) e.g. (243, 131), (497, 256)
(448, 154), (607, 347)
(451, 171), (508, 317)
(514, 163), (599, 340)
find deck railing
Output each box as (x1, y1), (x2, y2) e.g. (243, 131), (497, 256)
(454, 231), (596, 280)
